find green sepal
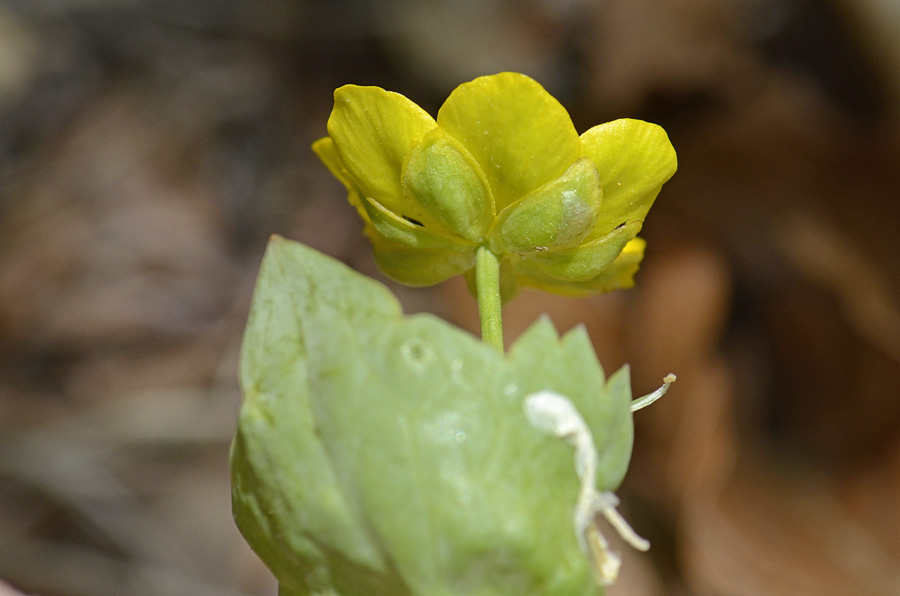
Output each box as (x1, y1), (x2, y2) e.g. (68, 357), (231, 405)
(361, 195), (472, 251)
(367, 229), (476, 286)
(513, 220), (641, 283)
(519, 237), (646, 297)
(490, 158), (602, 255)
(402, 128), (495, 243)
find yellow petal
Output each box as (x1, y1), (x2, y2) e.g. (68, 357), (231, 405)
(368, 231), (476, 286)
(518, 237), (646, 296)
(312, 137), (354, 192)
(580, 119), (676, 240)
(312, 136), (370, 222)
(327, 85), (437, 216)
(437, 72), (581, 211)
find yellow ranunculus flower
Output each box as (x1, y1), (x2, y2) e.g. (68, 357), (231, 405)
(313, 72), (676, 300)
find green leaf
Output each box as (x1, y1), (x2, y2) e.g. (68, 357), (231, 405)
(232, 237), (635, 596)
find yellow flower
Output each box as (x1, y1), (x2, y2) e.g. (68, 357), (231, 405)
(313, 72), (676, 300)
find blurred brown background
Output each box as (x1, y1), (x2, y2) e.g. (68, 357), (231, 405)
(1, 0), (900, 594)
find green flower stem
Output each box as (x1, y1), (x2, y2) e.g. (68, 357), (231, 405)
(475, 246), (503, 352)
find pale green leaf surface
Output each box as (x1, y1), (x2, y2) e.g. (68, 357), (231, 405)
(232, 237), (636, 596)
